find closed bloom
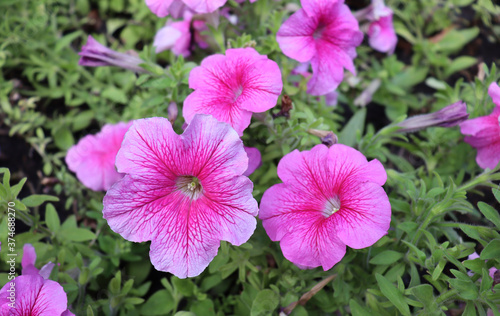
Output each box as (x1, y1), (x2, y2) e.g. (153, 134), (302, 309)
(398, 101), (469, 133)
(66, 122), (132, 191)
(78, 36), (146, 73)
(367, 0), (397, 54)
(184, 48), (283, 136)
(460, 83), (500, 169)
(103, 115), (258, 278)
(276, 0), (363, 96)
(260, 144), (391, 270)
(0, 244), (74, 315)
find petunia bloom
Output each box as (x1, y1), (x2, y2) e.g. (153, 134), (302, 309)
(397, 101), (469, 133)
(259, 144), (391, 270)
(460, 82), (500, 169)
(243, 147), (262, 176)
(183, 48), (283, 136)
(66, 122), (133, 191)
(276, 0), (363, 96)
(0, 244), (74, 315)
(78, 36), (146, 73)
(103, 115), (258, 278)
(154, 14), (209, 57)
(146, 0), (225, 15)
(366, 0), (397, 54)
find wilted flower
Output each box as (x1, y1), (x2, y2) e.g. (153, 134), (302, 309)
(0, 244), (74, 315)
(276, 0), (363, 96)
(184, 48), (283, 136)
(244, 147), (262, 176)
(460, 82), (500, 169)
(354, 79), (381, 107)
(103, 115), (258, 278)
(78, 36), (146, 73)
(153, 13), (209, 57)
(66, 122), (132, 191)
(259, 144), (391, 270)
(397, 101), (468, 133)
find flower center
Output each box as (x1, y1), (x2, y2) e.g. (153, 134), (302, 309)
(176, 176), (203, 200)
(313, 24), (326, 40)
(322, 196), (341, 218)
(234, 85), (244, 100)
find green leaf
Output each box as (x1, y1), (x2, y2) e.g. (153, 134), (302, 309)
(339, 108), (366, 147)
(444, 56), (477, 77)
(53, 126), (75, 150)
(172, 277), (195, 297)
(348, 299), (372, 316)
(250, 289), (279, 316)
(102, 86), (128, 104)
(60, 228), (96, 242)
(141, 290), (175, 315)
(87, 305), (95, 316)
(22, 194), (59, 207)
(45, 203), (60, 232)
(375, 273), (411, 316)
(462, 301), (477, 316)
(477, 202), (500, 229)
(480, 239), (500, 260)
(190, 299), (216, 316)
(410, 284), (439, 313)
(369, 250), (404, 265)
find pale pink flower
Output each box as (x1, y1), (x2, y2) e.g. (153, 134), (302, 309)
(0, 244), (74, 315)
(366, 0), (397, 54)
(184, 48), (283, 136)
(66, 122), (132, 191)
(259, 144), (391, 270)
(244, 147), (262, 176)
(276, 0), (363, 96)
(103, 115), (258, 278)
(146, 0), (225, 15)
(154, 15), (209, 57)
(78, 36), (146, 73)
(460, 83), (500, 169)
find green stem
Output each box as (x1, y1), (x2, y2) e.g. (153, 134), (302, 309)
(436, 289), (458, 304)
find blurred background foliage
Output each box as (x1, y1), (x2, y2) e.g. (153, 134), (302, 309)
(1, 0), (500, 315)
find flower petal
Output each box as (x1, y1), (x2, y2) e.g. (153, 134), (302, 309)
(182, 0), (227, 13)
(146, 0), (174, 17)
(276, 9), (317, 62)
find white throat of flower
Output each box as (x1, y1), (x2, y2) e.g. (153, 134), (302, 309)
(177, 176), (203, 200)
(322, 196), (341, 218)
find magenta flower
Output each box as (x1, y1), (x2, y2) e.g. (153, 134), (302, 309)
(66, 122), (132, 191)
(103, 115), (258, 278)
(460, 83), (500, 169)
(183, 48), (283, 136)
(259, 144), (391, 270)
(276, 0), (363, 96)
(78, 36), (146, 73)
(154, 15), (209, 57)
(146, 0), (225, 15)
(0, 244), (74, 315)
(243, 147), (262, 176)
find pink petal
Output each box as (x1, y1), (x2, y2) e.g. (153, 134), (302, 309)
(104, 115), (258, 278)
(243, 147), (262, 176)
(368, 14), (397, 54)
(276, 9), (317, 62)
(39, 262), (55, 279)
(332, 181), (391, 248)
(475, 142), (500, 169)
(146, 0), (174, 17)
(66, 122), (132, 191)
(21, 244), (37, 274)
(182, 0), (227, 13)
(488, 82), (500, 107)
(184, 48), (282, 136)
(154, 24), (183, 54)
(0, 275), (68, 316)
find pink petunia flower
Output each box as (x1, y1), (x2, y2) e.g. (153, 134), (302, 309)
(292, 63), (338, 106)
(276, 0), (363, 96)
(78, 36), (146, 73)
(243, 147), (262, 176)
(460, 82), (500, 169)
(366, 0), (397, 54)
(66, 122), (133, 191)
(259, 144), (391, 270)
(0, 244), (74, 315)
(183, 48), (283, 136)
(154, 15), (209, 57)
(102, 115), (258, 278)
(146, 0), (225, 15)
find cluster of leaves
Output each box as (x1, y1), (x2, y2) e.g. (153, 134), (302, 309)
(1, 0), (500, 315)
